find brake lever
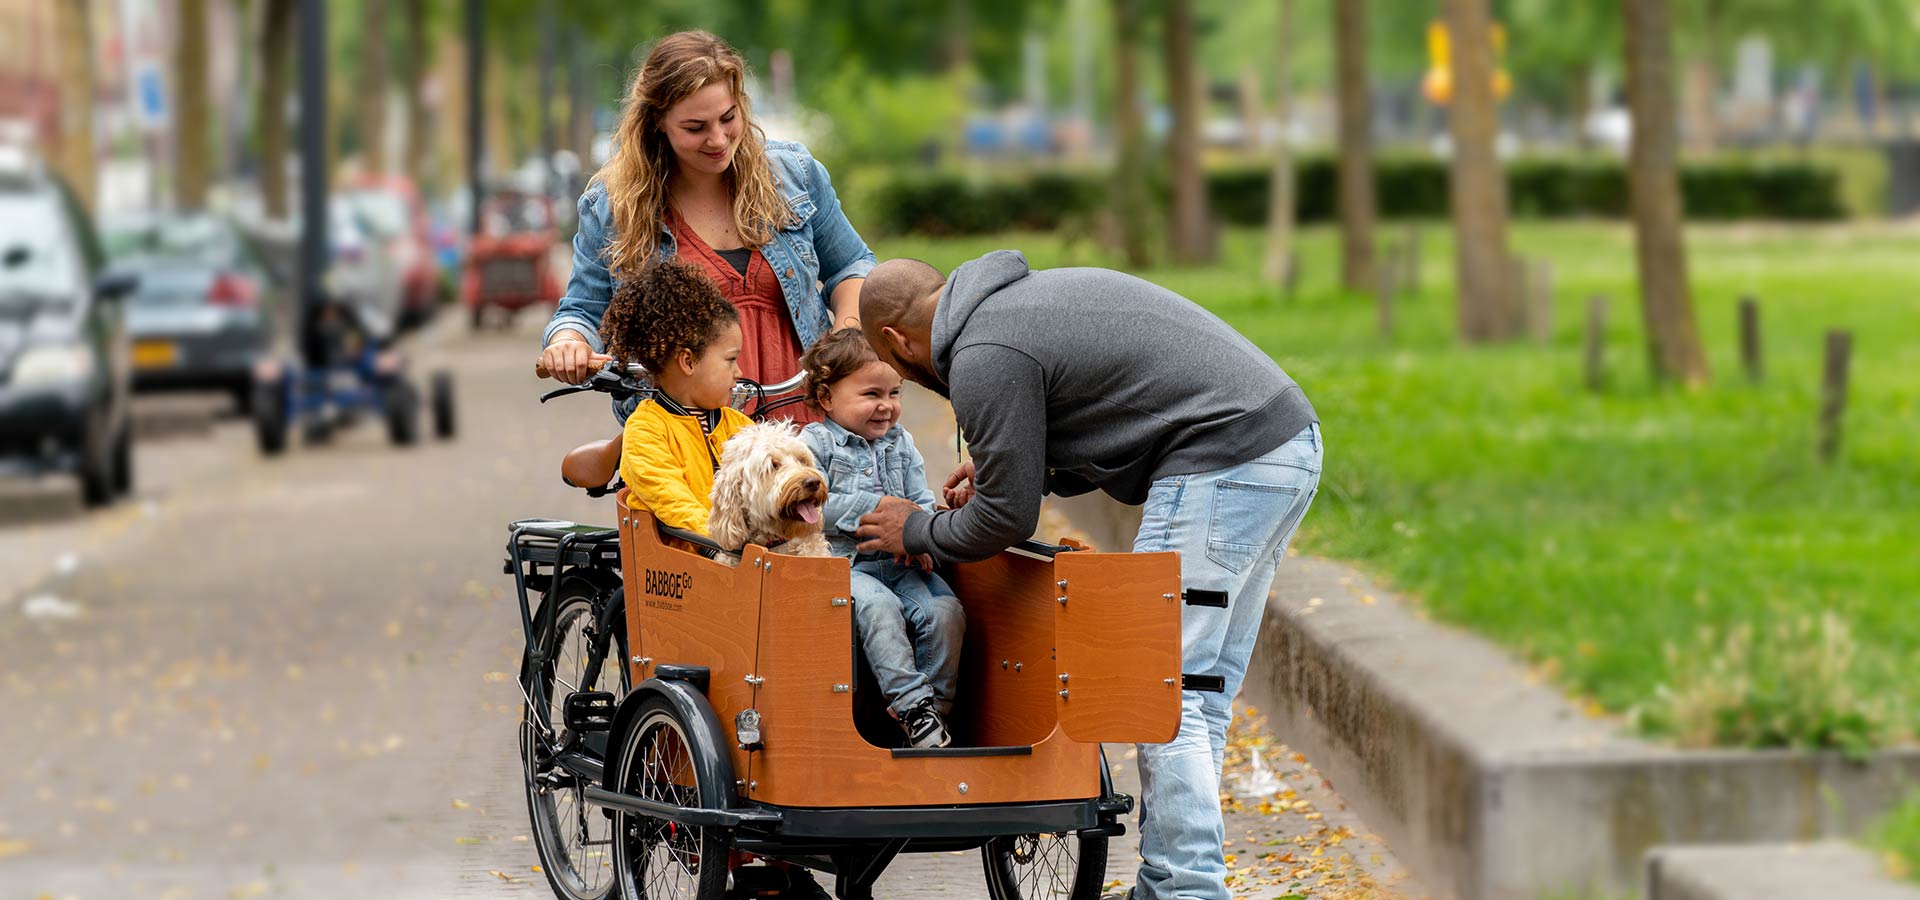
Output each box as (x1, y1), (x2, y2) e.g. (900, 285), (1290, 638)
(539, 383), (594, 403)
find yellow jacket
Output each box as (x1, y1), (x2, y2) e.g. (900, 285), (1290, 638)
(620, 398), (753, 535)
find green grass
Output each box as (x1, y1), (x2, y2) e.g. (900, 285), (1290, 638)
(1869, 786), (1920, 883)
(875, 221), (1920, 747)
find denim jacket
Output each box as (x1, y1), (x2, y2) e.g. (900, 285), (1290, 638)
(544, 140), (877, 364)
(800, 418), (939, 559)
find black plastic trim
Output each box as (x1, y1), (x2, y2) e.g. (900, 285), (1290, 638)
(1181, 674), (1227, 693)
(738, 798), (1101, 840)
(889, 744), (1032, 759)
(1183, 588), (1229, 608)
(653, 664), (711, 694)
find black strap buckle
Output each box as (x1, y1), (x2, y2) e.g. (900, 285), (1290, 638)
(1181, 674), (1226, 693)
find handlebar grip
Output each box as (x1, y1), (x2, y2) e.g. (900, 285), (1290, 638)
(535, 361), (552, 379)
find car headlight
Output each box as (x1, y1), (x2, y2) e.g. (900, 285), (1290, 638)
(10, 344), (95, 387)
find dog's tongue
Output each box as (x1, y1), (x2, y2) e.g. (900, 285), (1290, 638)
(796, 502), (820, 524)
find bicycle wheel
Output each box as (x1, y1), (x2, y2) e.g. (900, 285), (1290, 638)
(610, 695), (730, 900)
(522, 578), (629, 900)
(981, 830), (1108, 900)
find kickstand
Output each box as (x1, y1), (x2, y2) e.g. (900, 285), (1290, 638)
(831, 839), (906, 900)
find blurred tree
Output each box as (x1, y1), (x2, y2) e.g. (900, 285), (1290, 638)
(1449, 0), (1519, 341)
(177, 0), (211, 210)
(51, 0), (95, 213)
(1260, 0), (1295, 286)
(258, 0), (294, 219)
(1334, 0), (1375, 292)
(1110, 0), (1152, 269)
(403, 0), (431, 186)
(1503, 0), (1618, 139)
(1622, 0), (1709, 387)
(358, 0), (390, 173)
(1163, 0), (1214, 264)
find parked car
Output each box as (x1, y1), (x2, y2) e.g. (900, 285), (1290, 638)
(339, 176), (443, 333)
(0, 157), (137, 506)
(100, 212), (284, 414)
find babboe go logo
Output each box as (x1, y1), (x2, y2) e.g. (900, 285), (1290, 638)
(644, 568), (692, 608)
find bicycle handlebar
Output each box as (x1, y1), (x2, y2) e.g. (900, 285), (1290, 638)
(536, 360), (807, 409)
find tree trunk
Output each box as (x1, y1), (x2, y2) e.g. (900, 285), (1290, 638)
(1622, 0), (1710, 387)
(569, 26), (595, 166)
(176, 0), (211, 210)
(259, 0), (295, 220)
(1447, 0), (1519, 341)
(1683, 0), (1720, 151)
(940, 0), (973, 73)
(358, 0), (389, 174)
(1162, 0), (1214, 264)
(403, 0), (430, 186)
(1261, 0), (1296, 285)
(50, 0), (95, 214)
(1334, 0), (1375, 291)
(1110, 0), (1151, 269)
(1570, 63), (1593, 150)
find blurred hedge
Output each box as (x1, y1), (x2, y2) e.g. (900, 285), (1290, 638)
(869, 156), (1847, 236)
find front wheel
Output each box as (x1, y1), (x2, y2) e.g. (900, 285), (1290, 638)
(610, 696), (731, 900)
(982, 831), (1109, 900)
(522, 581), (628, 900)
(430, 371), (456, 440)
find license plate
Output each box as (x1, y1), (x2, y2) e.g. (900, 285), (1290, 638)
(132, 341), (179, 369)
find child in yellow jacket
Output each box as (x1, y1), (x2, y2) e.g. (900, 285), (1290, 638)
(603, 260), (752, 535)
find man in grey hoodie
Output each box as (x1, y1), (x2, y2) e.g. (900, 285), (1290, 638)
(853, 250), (1323, 900)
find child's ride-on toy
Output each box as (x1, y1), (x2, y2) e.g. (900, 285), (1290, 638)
(251, 297), (455, 455)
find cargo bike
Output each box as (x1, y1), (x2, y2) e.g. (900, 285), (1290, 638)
(505, 362), (1228, 900)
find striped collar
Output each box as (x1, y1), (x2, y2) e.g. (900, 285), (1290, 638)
(655, 392), (721, 434)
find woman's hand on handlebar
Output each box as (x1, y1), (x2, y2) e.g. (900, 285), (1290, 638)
(942, 462), (976, 509)
(539, 334), (613, 384)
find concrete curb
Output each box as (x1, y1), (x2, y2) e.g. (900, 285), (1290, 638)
(1235, 560), (1920, 900)
(1647, 843), (1920, 900)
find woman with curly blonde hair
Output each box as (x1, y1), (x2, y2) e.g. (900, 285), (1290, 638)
(539, 30), (874, 426)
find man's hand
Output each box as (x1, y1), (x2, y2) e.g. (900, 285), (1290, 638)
(855, 496), (922, 557)
(539, 332), (614, 384)
(942, 462), (976, 509)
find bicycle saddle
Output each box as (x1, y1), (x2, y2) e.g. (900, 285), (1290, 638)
(561, 434), (622, 490)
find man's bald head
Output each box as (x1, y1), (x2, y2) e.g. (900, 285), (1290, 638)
(859, 258), (945, 336)
(859, 258), (949, 395)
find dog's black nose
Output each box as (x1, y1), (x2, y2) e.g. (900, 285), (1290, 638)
(802, 476), (822, 493)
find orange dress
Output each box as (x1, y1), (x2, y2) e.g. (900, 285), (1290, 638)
(670, 212), (820, 426)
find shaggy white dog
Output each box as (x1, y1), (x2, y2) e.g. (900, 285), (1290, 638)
(708, 422), (832, 565)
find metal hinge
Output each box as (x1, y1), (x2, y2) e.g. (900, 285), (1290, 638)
(744, 674), (766, 686)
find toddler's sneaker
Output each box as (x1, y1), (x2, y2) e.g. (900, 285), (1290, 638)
(899, 697), (951, 748)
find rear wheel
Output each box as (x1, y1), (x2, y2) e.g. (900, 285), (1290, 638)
(522, 581), (628, 900)
(610, 696), (730, 900)
(383, 378), (419, 446)
(253, 379), (288, 456)
(982, 830), (1108, 900)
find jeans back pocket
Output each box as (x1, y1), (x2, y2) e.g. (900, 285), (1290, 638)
(1205, 479), (1301, 573)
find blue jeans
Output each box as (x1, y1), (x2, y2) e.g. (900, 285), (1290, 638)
(1131, 424), (1322, 900)
(849, 558), (966, 717)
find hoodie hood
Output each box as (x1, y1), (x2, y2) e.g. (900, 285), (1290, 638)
(931, 249), (1032, 381)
